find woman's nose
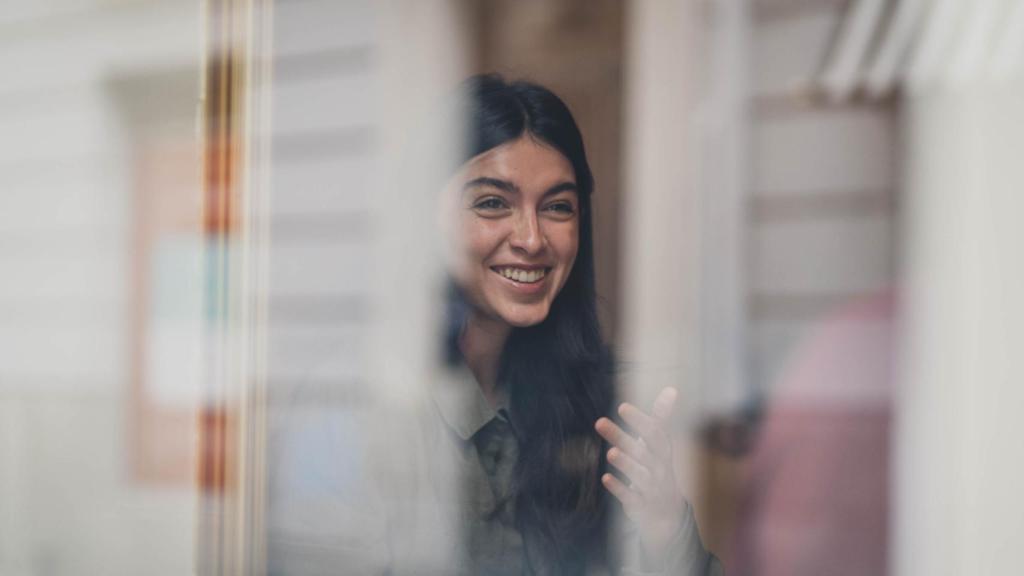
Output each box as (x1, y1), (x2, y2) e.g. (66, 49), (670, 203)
(508, 211), (544, 255)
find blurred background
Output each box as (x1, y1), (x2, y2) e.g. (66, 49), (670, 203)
(1, 0), (1022, 574)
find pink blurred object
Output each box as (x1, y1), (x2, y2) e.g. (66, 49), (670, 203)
(733, 291), (896, 576)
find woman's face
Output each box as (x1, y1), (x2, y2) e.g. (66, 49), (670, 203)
(445, 135), (580, 328)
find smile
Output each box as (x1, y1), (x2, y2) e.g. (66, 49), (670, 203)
(491, 266), (550, 284)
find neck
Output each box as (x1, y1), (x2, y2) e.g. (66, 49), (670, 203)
(459, 310), (512, 407)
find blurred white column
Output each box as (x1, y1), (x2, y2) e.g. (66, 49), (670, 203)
(367, 0), (470, 571)
(622, 0), (750, 420)
(896, 78), (1024, 574)
(371, 0), (468, 409)
(696, 0), (751, 416)
(620, 0), (705, 488)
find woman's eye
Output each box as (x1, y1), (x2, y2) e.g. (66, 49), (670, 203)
(473, 197), (508, 211)
(544, 202), (576, 215)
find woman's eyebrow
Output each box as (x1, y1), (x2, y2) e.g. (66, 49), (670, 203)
(463, 176), (518, 194)
(463, 177), (577, 197)
(543, 182), (578, 197)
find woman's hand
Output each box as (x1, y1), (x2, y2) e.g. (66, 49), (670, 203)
(594, 387), (687, 564)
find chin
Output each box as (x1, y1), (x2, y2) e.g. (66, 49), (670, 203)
(499, 306), (551, 328)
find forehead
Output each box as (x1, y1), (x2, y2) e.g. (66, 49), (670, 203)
(461, 136), (575, 187)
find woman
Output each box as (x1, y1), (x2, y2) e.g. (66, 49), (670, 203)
(266, 74), (720, 576)
(435, 74), (721, 575)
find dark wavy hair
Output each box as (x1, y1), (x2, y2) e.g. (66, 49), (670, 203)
(446, 74), (616, 573)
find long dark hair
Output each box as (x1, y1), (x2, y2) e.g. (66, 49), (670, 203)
(447, 74), (615, 573)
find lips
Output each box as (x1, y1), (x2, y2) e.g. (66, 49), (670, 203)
(491, 266), (550, 285)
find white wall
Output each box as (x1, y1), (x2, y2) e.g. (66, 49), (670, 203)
(0, 2), (201, 574)
(896, 78), (1024, 576)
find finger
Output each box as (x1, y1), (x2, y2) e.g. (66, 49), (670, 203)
(607, 447), (652, 492)
(651, 387), (678, 421)
(595, 417), (649, 463)
(618, 403), (670, 458)
(601, 473), (642, 518)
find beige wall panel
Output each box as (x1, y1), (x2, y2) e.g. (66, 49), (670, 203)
(274, 0), (377, 56)
(273, 72), (376, 135)
(0, 251), (123, 299)
(0, 93), (117, 169)
(0, 326), (121, 384)
(753, 108), (897, 195)
(269, 241), (369, 299)
(271, 156), (371, 216)
(0, 184), (125, 234)
(16, 399), (194, 575)
(0, 2), (199, 94)
(267, 324), (365, 384)
(752, 214), (894, 295)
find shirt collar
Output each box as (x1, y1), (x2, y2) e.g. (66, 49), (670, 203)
(433, 363), (505, 441)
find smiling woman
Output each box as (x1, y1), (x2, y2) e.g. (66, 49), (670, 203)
(432, 74), (722, 575)
(449, 136), (580, 329)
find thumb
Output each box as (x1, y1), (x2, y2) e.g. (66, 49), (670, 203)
(651, 387), (678, 421)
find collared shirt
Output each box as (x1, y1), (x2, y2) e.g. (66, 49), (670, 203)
(433, 365), (525, 574)
(431, 365), (722, 576)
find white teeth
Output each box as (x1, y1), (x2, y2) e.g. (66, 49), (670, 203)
(496, 267), (546, 283)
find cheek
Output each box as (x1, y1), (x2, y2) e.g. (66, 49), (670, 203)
(543, 222), (580, 299)
(454, 217), (505, 277)
(551, 222), (580, 269)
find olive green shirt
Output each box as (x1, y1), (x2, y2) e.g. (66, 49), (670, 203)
(432, 365), (722, 576)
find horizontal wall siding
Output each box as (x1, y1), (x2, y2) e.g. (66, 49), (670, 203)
(752, 214), (893, 295)
(752, 106), (897, 195)
(271, 155), (372, 216)
(274, 0), (378, 56)
(264, 4), (385, 569)
(265, 0), (380, 413)
(746, 0), (898, 399)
